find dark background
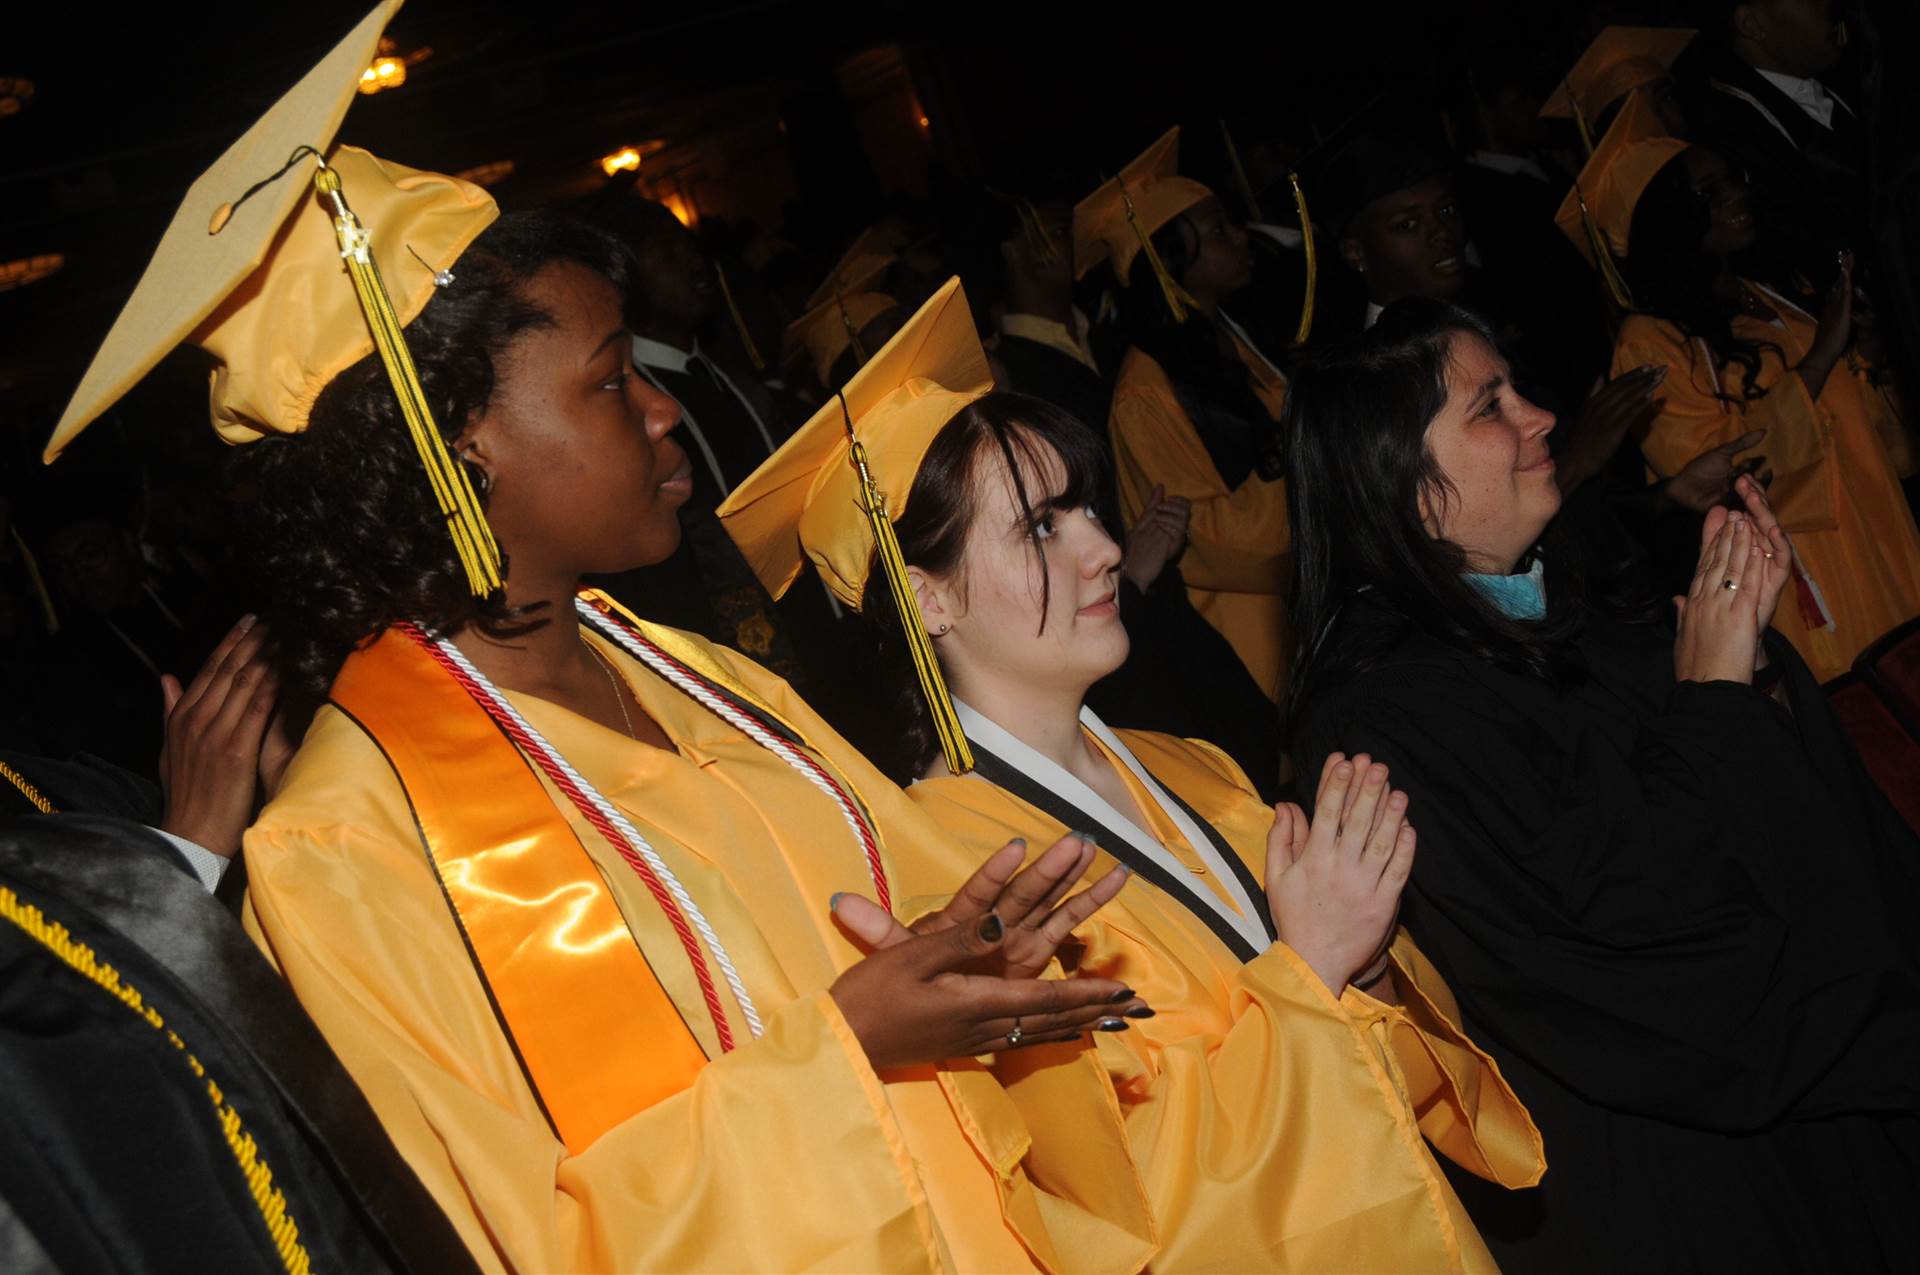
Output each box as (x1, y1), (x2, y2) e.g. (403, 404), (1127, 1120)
(3, 0), (1915, 474)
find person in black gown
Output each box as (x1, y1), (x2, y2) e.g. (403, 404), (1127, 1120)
(1286, 297), (1920, 1274)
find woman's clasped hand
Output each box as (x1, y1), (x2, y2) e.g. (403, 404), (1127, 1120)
(1672, 475), (1795, 686)
(829, 833), (1147, 1069)
(1264, 752), (1416, 995)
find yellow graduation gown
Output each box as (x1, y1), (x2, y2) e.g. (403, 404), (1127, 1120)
(1615, 286), (1920, 681)
(241, 621), (1156, 1274)
(1109, 334), (1291, 702)
(907, 726), (1545, 1273)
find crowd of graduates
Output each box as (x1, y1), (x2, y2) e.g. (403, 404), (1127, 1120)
(4, 0), (1920, 1272)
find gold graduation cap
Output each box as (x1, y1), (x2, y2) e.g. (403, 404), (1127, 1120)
(1073, 128), (1214, 319)
(783, 291), (900, 387)
(43, 0), (504, 595)
(1540, 25), (1696, 147)
(718, 277), (991, 773)
(1553, 89), (1688, 305)
(805, 226), (901, 310)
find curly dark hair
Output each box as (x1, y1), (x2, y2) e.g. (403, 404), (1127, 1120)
(1624, 147), (1780, 405)
(233, 211), (640, 696)
(856, 391), (1111, 782)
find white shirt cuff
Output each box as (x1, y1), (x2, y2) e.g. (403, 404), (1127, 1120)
(150, 828), (230, 893)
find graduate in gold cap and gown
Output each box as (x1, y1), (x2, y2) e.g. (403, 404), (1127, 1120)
(1084, 130), (1293, 702)
(1539, 25), (1695, 148)
(42, 6), (1167, 1272)
(1568, 116), (1920, 681)
(719, 277), (1545, 1272)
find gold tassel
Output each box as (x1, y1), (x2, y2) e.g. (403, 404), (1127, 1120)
(1122, 184), (1189, 323)
(1566, 87), (1597, 159)
(1219, 119), (1263, 224)
(990, 189), (1061, 267)
(1573, 183), (1633, 309)
(838, 394), (972, 774)
(9, 527), (58, 635)
(835, 296), (870, 367)
(313, 160), (502, 597)
(1287, 170), (1318, 344)
(714, 261), (767, 371)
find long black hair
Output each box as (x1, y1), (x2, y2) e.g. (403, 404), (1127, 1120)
(1287, 297), (1590, 715)
(1118, 213), (1282, 486)
(233, 211), (640, 696)
(1624, 146), (1780, 404)
(858, 390), (1112, 780)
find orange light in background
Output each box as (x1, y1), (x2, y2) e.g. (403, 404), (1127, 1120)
(601, 147), (643, 176)
(454, 160), (516, 187)
(358, 56), (407, 94)
(918, 115), (930, 128)
(0, 77), (33, 119)
(659, 192), (697, 228)
(0, 254), (64, 292)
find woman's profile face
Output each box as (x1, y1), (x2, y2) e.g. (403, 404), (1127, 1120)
(461, 260), (692, 582)
(1176, 197), (1255, 300)
(922, 433), (1129, 698)
(1420, 332), (1560, 573)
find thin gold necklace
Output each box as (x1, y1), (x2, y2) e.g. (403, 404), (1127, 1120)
(584, 640), (636, 740)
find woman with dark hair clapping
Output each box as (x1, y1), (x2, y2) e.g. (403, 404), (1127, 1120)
(1288, 297), (1920, 1275)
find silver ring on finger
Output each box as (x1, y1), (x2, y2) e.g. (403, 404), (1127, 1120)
(1722, 578), (1739, 591)
(1006, 1018), (1024, 1047)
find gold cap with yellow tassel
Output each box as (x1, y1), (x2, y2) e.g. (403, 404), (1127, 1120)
(41, 1), (504, 597)
(1073, 127), (1214, 319)
(1552, 88), (1687, 306)
(715, 277), (992, 774)
(1539, 25), (1695, 133)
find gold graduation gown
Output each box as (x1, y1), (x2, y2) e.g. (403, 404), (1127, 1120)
(242, 620), (1156, 1274)
(1615, 286), (1920, 681)
(907, 726), (1545, 1273)
(1109, 334), (1291, 702)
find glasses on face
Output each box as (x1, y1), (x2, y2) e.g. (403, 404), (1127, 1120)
(1688, 167), (1750, 206)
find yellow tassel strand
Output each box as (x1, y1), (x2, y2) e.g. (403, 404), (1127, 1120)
(1566, 87), (1597, 159)
(0, 760), (55, 814)
(9, 528), (59, 635)
(313, 160), (502, 598)
(1122, 184), (1189, 324)
(1220, 120), (1264, 224)
(835, 297), (871, 367)
(0, 886), (312, 1274)
(1287, 170), (1318, 344)
(1573, 183), (1633, 309)
(839, 396), (972, 774)
(714, 262), (767, 371)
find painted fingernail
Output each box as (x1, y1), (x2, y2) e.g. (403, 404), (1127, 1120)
(1097, 1018), (1130, 1032)
(1071, 830), (1098, 848)
(1125, 1006), (1156, 1019)
(829, 892), (845, 912)
(1007, 838), (1026, 851)
(977, 913), (1004, 943)
(1108, 987), (1137, 1003)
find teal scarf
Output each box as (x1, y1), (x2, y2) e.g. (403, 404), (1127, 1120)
(1465, 558), (1547, 620)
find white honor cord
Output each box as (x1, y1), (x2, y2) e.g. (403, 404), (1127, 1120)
(429, 632), (766, 1039)
(953, 701), (1271, 952)
(576, 599), (888, 900)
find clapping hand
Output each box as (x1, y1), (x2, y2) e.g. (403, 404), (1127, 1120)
(829, 833), (1146, 1069)
(158, 615), (282, 858)
(1121, 484), (1191, 592)
(1264, 753), (1415, 995)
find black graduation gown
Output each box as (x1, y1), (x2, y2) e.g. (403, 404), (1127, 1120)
(995, 334), (1112, 434)
(1293, 599), (1920, 1274)
(1687, 50), (1866, 296)
(0, 815), (478, 1275)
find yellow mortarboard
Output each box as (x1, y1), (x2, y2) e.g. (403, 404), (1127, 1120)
(783, 291), (899, 387)
(1540, 26), (1696, 135)
(805, 227), (901, 310)
(718, 276), (991, 772)
(1073, 128), (1213, 319)
(43, 1), (505, 595)
(1553, 90), (1688, 308)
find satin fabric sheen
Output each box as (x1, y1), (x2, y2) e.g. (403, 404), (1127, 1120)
(242, 604), (1157, 1274)
(908, 726), (1545, 1272)
(1617, 285), (1920, 680)
(1109, 338), (1291, 701)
